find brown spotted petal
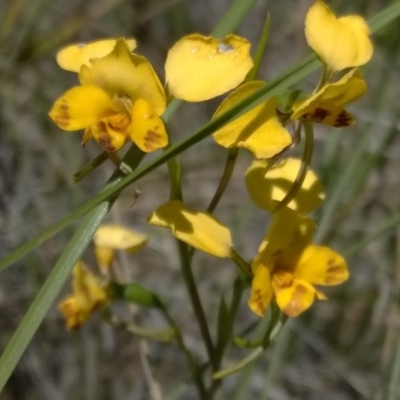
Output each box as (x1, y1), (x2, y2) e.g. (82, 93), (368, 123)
(291, 69), (367, 127)
(302, 103), (355, 127)
(130, 99), (168, 152)
(89, 114), (131, 152)
(49, 85), (116, 131)
(294, 244), (349, 286)
(248, 265), (273, 317)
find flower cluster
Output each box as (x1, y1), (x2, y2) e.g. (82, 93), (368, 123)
(54, 0), (373, 323)
(147, 1), (372, 318)
(50, 35), (253, 153)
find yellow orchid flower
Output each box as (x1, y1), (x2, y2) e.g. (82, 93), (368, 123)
(59, 261), (107, 330)
(148, 200), (233, 258)
(165, 34), (253, 102)
(305, 1), (373, 73)
(245, 158), (325, 214)
(291, 69), (367, 126)
(50, 38), (168, 153)
(50, 34), (254, 153)
(93, 224), (148, 273)
(212, 81), (292, 159)
(249, 208), (348, 317)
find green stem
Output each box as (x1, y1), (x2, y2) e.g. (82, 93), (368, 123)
(231, 249), (253, 278)
(314, 65), (334, 93)
(159, 303), (208, 399)
(213, 310), (288, 380)
(207, 149), (238, 213)
(101, 307), (176, 342)
(72, 151), (109, 183)
(149, 298), (209, 400)
(233, 304), (284, 349)
(167, 153), (183, 201)
(209, 275), (247, 396)
(213, 348), (264, 380)
(166, 135), (214, 394)
(271, 119), (314, 214)
(176, 240), (218, 373)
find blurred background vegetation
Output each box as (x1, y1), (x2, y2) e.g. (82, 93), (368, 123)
(1, 0), (400, 399)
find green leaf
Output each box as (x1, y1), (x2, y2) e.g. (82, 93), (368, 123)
(101, 307), (175, 342)
(215, 296), (231, 362)
(246, 12), (271, 81)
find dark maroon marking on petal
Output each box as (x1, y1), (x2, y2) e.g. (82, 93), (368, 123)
(252, 289), (267, 315)
(96, 121), (116, 152)
(308, 107), (331, 122)
(327, 265), (343, 274)
(54, 99), (71, 128)
(144, 129), (162, 151)
(333, 111), (352, 127)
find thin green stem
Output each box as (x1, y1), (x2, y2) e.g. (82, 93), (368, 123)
(158, 301), (208, 400)
(314, 65), (334, 93)
(213, 310), (288, 380)
(167, 153), (183, 201)
(209, 275), (247, 396)
(166, 134), (213, 395)
(177, 240), (218, 371)
(213, 348), (264, 380)
(216, 275), (248, 360)
(207, 149), (238, 213)
(233, 304), (284, 349)
(101, 307), (176, 342)
(72, 151), (109, 183)
(231, 249), (253, 278)
(271, 119), (314, 214)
